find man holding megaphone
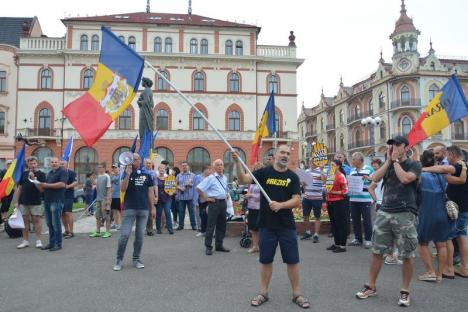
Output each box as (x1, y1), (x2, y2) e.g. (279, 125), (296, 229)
(113, 153), (156, 271)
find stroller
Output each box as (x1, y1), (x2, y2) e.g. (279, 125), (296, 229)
(239, 194), (252, 248)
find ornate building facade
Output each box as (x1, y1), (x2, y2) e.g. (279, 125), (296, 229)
(8, 8), (303, 181)
(298, 0), (468, 164)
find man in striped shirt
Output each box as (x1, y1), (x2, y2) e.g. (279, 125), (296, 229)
(300, 159), (325, 243)
(176, 161), (197, 231)
(348, 152), (374, 249)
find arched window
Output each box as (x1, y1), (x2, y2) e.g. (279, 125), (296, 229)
(80, 34), (88, 51)
(380, 122), (386, 141)
(158, 71), (169, 90)
(91, 35), (99, 50)
(268, 74), (278, 94)
(200, 39), (208, 54)
(223, 148), (246, 182)
(228, 111), (241, 131)
(155, 147), (174, 165)
(429, 83), (440, 101)
(454, 120), (465, 139)
(192, 111), (205, 130)
(235, 40), (243, 56)
(40, 69), (52, 89)
(354, 105), (360, 118)
(401, 116), (412, 136)
(154, 37), (162, 53)
(193, 71), (205, 91)
(368, 98), (373, 114)
(190, 38), (198, 54)
(0, 70), (6, 92)
(339, 110), (344, 125)
(263, 148), (275, 163)
(118, 35), (125, 42)
(401, 85), (410, 104)
(355, 129), (361, 145)
(229, 72), (240, 93)
(38, 108), (51, 136)
(156, 109), (169, 130)
(112, 147), (130, 166)
(339, 134), (345, 149)
(118, 109), (131, 129)
(187, 147), (210, 174)
(320, 118), (324, 130)
(74, 147), (98, 183)
(430, 62), (435, 71)
(164, 37), (172, 53)
(0, 111), (5, 134)
(32, 147), (53, 170)
(128, 36), (136, 50)
(225, 40), (233, 55)
(83, 68), (94, 89)
(379, 92), (385, 109)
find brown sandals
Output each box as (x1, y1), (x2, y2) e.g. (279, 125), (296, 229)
(293, 295), (311, 309)
(251, 294), (268, 307)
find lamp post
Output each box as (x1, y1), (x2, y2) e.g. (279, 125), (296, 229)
(360, 116), (383, 161)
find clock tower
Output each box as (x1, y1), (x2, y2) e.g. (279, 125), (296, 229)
(390, 0), (420, 74)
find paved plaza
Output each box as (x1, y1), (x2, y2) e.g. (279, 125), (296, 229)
(0, 215), (466, 312)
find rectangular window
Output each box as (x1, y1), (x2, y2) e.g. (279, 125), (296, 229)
(0, 71), (6, 92)
(0, 112), (5, 134)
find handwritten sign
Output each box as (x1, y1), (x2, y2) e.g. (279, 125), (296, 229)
(347, 176), (364, 195)
(311, 143), (328, 167)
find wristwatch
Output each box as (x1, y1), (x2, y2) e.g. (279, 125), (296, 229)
(393, 159), (399, 164)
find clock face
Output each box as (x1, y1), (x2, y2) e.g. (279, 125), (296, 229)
(398, 58), (412, 72)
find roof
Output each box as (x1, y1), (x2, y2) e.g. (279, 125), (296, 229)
(0, 17), (33, 47)
(390, 0), (419, 38)
(62, 12), (260, 32)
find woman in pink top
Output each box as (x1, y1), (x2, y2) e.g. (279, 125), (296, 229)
(325, 159), (349, 253)
(244, 162), (263, 253)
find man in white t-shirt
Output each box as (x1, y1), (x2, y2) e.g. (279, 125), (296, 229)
(89, 163), (112, 238)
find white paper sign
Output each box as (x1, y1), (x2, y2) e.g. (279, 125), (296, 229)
(347, 176), (364, 194)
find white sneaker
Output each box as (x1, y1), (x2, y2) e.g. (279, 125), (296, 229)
(364, 241), (372, 249)
(196, 232), (205, 237)
(384, 256), (403, 265)
(133, 260), (145, 269)
(35, 240), (43, 248)
(398, 291), (411, 307)
(17, 240), (30, 249)
(113, 260), (122, 271)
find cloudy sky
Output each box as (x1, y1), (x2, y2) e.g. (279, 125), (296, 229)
(3, 0), (468, 113)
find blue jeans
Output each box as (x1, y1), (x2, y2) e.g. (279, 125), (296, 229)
(178, 199), (196, 229)
(350, 201), (373, 242)
(116, 209), (149, 261)
(156, 201), (173, 231)
(44, 201), (63, 248)
(86, 194), (95, 213)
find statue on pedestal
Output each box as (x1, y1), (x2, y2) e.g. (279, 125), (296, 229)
(137, 77), (154, 147)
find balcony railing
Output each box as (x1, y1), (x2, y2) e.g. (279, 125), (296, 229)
(326, 123), (336, 131)
(257, 45), (296, 58)
(18, 128), (61, 138)
(347, 110), (372, 123)
(20, 37), (65, 50)
(348, 138), (375, 150)
(305, 131), (317, 138)
(390, 98), (421, 109)
(453, 133), (468, 140)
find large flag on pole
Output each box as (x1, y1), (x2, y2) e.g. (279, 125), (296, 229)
(63, 26), (144, 147)
(0, 144), (25, 201)
(408, 75), (468, 147)
(61, 135), (74, 161)
(250, 92), (276, 164)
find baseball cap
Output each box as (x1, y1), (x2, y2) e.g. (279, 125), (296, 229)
(112, 163), (119, 168)
(387, 135), (409, 146)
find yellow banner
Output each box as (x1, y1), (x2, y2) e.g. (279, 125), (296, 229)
(311, 143), (328, 167)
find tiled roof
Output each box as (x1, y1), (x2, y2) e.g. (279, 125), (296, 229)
(62, 12), (259, 31)
(390, 1), (418, 38)
(0, 17), (33, 47)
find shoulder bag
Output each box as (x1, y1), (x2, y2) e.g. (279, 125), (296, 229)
(434, 173), (458, 221)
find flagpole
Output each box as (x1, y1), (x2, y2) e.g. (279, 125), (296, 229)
(145, 61), (272, 203)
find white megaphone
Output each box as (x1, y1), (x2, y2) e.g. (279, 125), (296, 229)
(119, 151), (134, 166)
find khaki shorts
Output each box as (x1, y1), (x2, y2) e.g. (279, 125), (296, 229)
(372, 210), (418, 258)
(19, 204), (43, 216)
(95, 200), (110, 221)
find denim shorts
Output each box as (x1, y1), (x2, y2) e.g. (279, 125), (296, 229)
(302, 198), (322, 218)
(454, 212), (468, 237)
(259, 228), (299, 264)
(62, 197), (74, 213)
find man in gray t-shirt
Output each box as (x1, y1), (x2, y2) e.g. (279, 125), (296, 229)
(89, 163), (112, 238)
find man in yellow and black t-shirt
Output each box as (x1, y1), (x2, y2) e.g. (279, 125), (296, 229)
(233, 144), (310, 309)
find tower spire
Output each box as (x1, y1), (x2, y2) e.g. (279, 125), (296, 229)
(400, 0), (407, 14)
(379, 48), (384, 63)
(429, 37), (435, 54)
(146, 0), (150, 13)
(188, 0), (192, 15)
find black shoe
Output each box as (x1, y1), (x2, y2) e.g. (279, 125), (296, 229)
(205, 247), (213, 255)
(156, 229), (162, 234)
(313, 234), (319, 243)
(176, 227), (184, 231)
(300, 232), (312, 240)
(215, 246), (230, 252)
(348, 239), (362, 246)
(333, 247), (346, 253)
(168, 231), (174, 235)
(328, 233), (334, 238)
(41, 244), (52, 250)
(192, 227), (197, 231)
(146, 231), (154, 236)
(326, 244), (337, 251)
(49, 246), (62, 252)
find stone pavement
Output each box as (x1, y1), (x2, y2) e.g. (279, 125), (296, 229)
(0, 215), (466, 312)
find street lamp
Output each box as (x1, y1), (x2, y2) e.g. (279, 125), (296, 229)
(360, 116), (382, 127)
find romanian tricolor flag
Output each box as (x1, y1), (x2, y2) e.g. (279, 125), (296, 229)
(250, 92), (276, 164)
(63, 26), (144, 147)
(0, 145), (25, 201)
(408, 75), (468, 147)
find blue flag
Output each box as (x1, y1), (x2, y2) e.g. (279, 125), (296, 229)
(61, 136), (74, 162)
(138, 130), (152, 163)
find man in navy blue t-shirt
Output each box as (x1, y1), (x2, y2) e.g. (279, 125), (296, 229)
(114, 153), (156, 271)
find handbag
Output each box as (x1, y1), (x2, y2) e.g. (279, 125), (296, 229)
(8, 208), (25, 229)
(434, 174), (458, 221)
